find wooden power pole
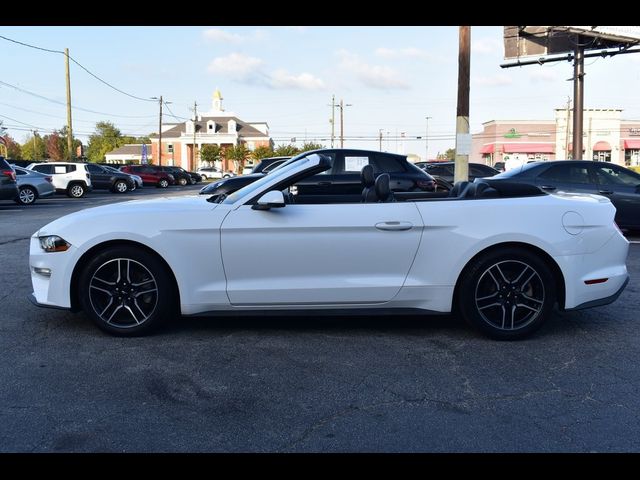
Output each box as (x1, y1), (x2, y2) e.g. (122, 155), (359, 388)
(454, 26), (471, 183)
(64, 48), (73, 160)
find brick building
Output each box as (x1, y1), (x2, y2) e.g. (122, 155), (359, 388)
(149, 89), (272, 172)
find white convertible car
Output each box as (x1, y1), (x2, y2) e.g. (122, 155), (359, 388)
(29, 151), (629, 340)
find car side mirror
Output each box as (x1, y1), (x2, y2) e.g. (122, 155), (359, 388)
(252, 190), (286, 210)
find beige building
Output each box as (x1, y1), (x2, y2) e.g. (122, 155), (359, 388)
(149, 89), (272, 172)
(472, 109), (640, 168)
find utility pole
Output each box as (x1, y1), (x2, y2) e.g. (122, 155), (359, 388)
(379, 129), (383, 151)
(329, 94), (337, 148)
(191, 100), (198, 170)
(339, 99), (352, 148)
(32, 130), (37, 160)
(454, 26), (471, 183)
(64, 48), (73, 160)
(565, 96), (571, 158)
(158, 96), (163, 166)
(425, 116), (432, 161)
(572, 40), (585, 160)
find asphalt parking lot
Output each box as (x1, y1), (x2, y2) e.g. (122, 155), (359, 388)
(1, 186), (640, 452)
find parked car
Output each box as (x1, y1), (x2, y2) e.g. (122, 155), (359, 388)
(0, 157), (19, 202)
(100, 165), (143, 191)
(421, 161), (500, 184)
(488, 160), (640, 230)
(251, 157), (290, 174)
(28, 152), (629, 340)
(154, 166), (193, 186)
(27, 162), (92, 198)
(196, 167), (234, 180)
(200, 149), (437, 202)
(85, 163), (135, 193)
(119, 165), (175, 188)
(11, 165), (55, 205)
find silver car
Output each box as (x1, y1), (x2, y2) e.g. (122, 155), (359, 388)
(12, 165), (55, 205)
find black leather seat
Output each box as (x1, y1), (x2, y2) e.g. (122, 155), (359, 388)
(375, 173), (395, 202)
(458, 182), (477, 199)
(449, 181), (470, 197)
(474, 181), (499, 198)
(361, 164), (377, 203)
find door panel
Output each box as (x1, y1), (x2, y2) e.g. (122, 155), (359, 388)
(220, 203), (423, 305)
(593, 164), (640, 228)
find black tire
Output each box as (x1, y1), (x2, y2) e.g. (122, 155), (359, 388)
(67, 182), (86, 198)
(457, 247), (556, 340)
(177, 177), (188, 186)
(112, 180), (129, 193)
(223, 174), (231, 178)
(189, 176), (196, 185)
(78, 246), (177, 336)
(157, 179), (169, 188)
(15, 186), (37, 205)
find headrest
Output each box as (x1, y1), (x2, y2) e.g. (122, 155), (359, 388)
(361, 164), (375, 187)
(375, 173), (391, 200)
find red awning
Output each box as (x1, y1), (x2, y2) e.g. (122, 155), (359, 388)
(592, 141), (611, 151)
(502, 143), (554, 154)
(623, 139), (640, 149)
(480, 144), (495, 154)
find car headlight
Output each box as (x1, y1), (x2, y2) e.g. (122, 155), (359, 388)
(39, 235), (71, 252)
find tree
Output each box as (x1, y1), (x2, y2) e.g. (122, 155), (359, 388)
(21, 133), (47, 161)
(444, 148), (455, 160)
(227, 143), (250, 172)
(3, 134), (22, 159)
(200, 144), (222, 165)
(86, 121), (126, 163)
(274, 144), (300, 156)
(251, 145), (274, 161)
(45, 131), (64, 161)
(299, 142), (324, 153)
(58, 126), (83, 160)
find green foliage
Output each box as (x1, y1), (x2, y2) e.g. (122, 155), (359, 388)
(21, 133), (47, 161)
(251, 145), (274, 161)
(444, 148), (455, 160)
(299, 142), (324, 153)
(227, 143), (250, 171)
(57, 126), (82, 160)
(274, 144), (300, 156)
(86, 121), (127, 163)
(200, 144), (222, 164)
(3, 134), (22, 159)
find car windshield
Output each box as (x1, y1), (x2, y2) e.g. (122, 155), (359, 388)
(220, 152), (319, 205)
(492, 162), (542, 178)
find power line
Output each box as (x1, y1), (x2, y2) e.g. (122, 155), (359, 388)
(0, 34), (155, 103)
(163, 101), (187, 121)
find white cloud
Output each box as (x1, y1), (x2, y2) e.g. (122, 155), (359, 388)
(375, 47), (431, 60)
(474, 74), (513, 87)
(284, 26), (308, 32)
(529, 69), (558, 83)
(270, 69), (325, 90)
(207, 53), (264, 80)
(338, 50), (410, 90)
(472, 37), (503, 55)
(202, 28), (268, 43)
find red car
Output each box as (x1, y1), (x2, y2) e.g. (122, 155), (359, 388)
(120, 165), (175, 188)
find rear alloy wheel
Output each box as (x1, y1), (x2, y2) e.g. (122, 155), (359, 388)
(457, 248), (556, 340)
(177, 177), (188, 186)
(78, 246), (176, 336)
(67, 183), (86, 198)
(15, 186), (37, 205)
(113, 180), (129, 193)
(158, 179), (169, 188)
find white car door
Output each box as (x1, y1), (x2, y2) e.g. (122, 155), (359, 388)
(220, 202), (424, 305)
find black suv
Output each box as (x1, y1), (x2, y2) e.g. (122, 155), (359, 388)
(420, 161), (500, 184)
(0, 157), (19, 201)
(85, 163), (135, 193)
(156, 166), (193, 186)
(200, 149), (436, 202)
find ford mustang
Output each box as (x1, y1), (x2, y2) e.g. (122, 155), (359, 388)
(28, 151), (629, 340)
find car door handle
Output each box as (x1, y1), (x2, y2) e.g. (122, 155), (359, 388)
(317, 181), (332, 186)
(540, 185), (556, 191)
(598, 190), (613, 195)
(375, 221), (413, 231)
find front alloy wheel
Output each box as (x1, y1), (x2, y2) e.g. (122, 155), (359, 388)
(457, 248), (556, 340)
(78, 246), (176, 336)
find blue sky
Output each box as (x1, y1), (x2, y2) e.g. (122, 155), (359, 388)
(2, 26), (640, 158)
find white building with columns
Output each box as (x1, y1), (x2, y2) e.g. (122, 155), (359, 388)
(149, 89), (272, 172)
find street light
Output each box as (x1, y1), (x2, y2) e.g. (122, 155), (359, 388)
(425, 116), (432, 161)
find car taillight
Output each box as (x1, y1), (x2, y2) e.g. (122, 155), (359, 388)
(2, 169), (16, 181)
(45, 176), (53, 183)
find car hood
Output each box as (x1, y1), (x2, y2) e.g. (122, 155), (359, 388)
(37, 195), (217, 237)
